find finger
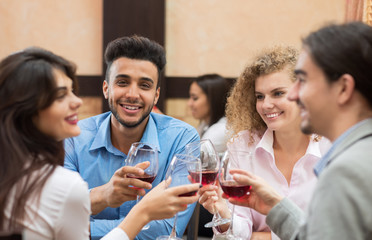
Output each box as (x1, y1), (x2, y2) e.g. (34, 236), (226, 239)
(232, 173), (255, 186)
(199, 191), (217, 204)
(178, 195), (199, 205)
(122, 177), (152, 190)
(116, 166), (145, 178)
(135, 161), (150, 170)
(199, 184), (217, 192)
(150, 180), (167, 193)
(120, 186), (146, 198)
(171, 183), (200, 196)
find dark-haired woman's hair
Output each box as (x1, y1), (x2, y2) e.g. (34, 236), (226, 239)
(193, 74), (231, 126)
(0, 47), (78, 230)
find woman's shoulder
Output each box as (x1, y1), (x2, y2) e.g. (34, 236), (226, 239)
(312, 135), (332, 155)
(228, 129), (261, 150)
(46, 167), (89, 198)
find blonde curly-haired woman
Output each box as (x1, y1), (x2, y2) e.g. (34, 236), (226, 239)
(199, 46), (330, 240)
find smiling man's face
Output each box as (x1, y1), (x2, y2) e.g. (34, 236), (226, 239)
(103, 57), (160, 129)
(287, 49), (339, 139)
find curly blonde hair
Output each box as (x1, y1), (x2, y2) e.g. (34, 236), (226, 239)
(226, 45), (299, 144)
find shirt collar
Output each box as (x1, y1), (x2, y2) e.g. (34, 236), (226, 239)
(255, 130), (322, 160)
(89, 113), (161, 155)
(313, 119), (369, 176)
(255, 129), (274, 155)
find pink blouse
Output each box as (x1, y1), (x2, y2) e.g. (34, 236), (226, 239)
(223, 130), (330, 239)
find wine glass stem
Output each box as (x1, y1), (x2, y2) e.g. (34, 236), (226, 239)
(213, 203), (222, 219)
(170, 213), (178, 238)
(227, 205), (235, 236)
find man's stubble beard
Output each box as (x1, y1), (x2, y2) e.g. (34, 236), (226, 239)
(108, 97), (155, 129)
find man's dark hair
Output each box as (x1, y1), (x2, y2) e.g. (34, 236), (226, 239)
(104, 35), (166, 88)
(303, 21), (372, 107)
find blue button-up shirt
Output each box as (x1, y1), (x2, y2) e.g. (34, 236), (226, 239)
(64, 112), (199, 239)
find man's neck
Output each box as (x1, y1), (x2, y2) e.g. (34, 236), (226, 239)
(110, 116), (149, 155)
(326, 104), (372, 142)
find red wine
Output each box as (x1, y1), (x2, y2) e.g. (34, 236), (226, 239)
(189, 170), (218, 186)
(178, 190), (197, 197)
(220, 181), (251, 198)
(127, 173), (156, 184)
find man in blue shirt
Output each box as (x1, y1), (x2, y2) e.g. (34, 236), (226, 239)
(64, 35), (199, 239)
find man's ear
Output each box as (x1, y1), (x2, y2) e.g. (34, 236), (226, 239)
(154, 87), (160, 105)
(103, 80), (108, 99)
(337, 74), (355, 105)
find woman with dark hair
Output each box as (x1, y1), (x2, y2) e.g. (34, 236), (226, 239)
(0, 47), (200, 240)
(188, 74), (231, 154)
(187, 74), (231, 237)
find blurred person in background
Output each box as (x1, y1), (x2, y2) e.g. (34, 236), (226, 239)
(187, 73), (232, 237)
(188, 74), (231, 154)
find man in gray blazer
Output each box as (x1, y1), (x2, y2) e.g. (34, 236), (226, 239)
(225, 21), (372, 239)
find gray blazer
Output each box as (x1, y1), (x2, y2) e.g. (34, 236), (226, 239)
(267, 118), (372, 240)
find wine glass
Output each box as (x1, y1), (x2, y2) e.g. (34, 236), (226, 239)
(185, 139), (230, 228)
(156, 154), (202, 240)
(219, 150), (252, 239)
(125, 142), (159, 230)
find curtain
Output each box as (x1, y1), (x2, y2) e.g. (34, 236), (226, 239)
(345, 0), (365, 22)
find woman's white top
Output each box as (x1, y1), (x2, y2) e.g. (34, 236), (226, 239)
(201, 117), (229, 154)
(4, 166), (129, 240)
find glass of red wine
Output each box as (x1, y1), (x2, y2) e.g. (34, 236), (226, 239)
(185, 139), (230, 228)
(156, 154), (202, 240)
(219, 150), (252, 239)
(125, 142), (159, 230)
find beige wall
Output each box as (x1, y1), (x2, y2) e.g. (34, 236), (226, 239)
(0, 0), (103, 75)
(0, 0), (103, 119)
(165, 0), (345, 77)
(0, 1), (346, 123)
(165, 0), (345, 126)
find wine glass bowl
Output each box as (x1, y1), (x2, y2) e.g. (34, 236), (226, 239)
(156, 154), (202, 240)
(185, 139), (230, 228)
(125, 142), (159, 231)
(126, 142), (159, 186)
(218, 150), (252, 239)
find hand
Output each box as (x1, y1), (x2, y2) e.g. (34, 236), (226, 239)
(138, 178), (200, 221)
(90, 163), (152, 215)
(198, 184), (230, 219)
(223, 169), (283, 216)
(251, 232), (272, 240)
(117, 179), (200, 239)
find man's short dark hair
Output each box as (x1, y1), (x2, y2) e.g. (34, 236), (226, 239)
(104, 35), (166, 88)
(303, 21), (372, 107)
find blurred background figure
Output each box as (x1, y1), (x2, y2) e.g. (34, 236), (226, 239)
(187, 73), (232, 237)
(188, 74), (231, 154)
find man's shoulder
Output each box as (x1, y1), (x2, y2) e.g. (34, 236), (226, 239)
(151, 113), (195, 132)
(78, 112), (110, 132)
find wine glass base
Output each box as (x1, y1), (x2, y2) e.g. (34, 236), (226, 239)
(142, 224), (150, 230)
(214, 234), (243, 240)
(156, 235), (183, 240)
(204, 217), (231, 228)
